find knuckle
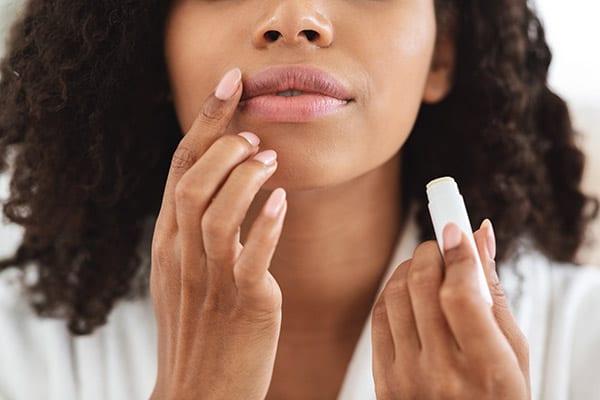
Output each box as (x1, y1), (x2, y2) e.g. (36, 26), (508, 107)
(487, 269), (506, 298)
(440, 285), (479, 309)
(174, 179), (196, 207)
(383, 275), (409, 300)
(170, 146), (196, 172)
(233, 299), (282, 327)
(445, 245), (478, 265)
(230, 160), (269, 183)
(201, 208), (230, 239)
(407, 241), (442, 288)
(174, 176), (214, 210)
(413, 240), (440, 259)
(481, 364), (509, 391)
(201, 97), (227, 126)
(217, 134), (253, 156)
(407, 261), (437, 289)
(485, 258), (498, 275)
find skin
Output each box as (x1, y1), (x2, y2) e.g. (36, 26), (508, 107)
(152, 0), (530, 398)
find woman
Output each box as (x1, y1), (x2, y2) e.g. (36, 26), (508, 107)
(0, 0), (598, 399)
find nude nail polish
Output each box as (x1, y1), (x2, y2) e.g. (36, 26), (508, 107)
(253, 150), (277, 165)
(215, 68), (242, 100)
(237, 132), (260, 146)
(265, 188), (286, 217)
(482, 219), (497, 259)
(443, 223), (462, 250)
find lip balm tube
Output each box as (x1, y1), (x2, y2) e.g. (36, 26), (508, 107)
(426, 177), (493, 307)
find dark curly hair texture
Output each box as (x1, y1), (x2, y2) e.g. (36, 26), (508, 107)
(0, 0), (597, 335)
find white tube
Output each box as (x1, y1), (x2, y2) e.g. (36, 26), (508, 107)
(426, 177), (493, 307)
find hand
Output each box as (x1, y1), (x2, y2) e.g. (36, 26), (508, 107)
(371, 220), (530, 399)
(150, 68), (287, 400)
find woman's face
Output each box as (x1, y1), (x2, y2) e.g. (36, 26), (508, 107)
(164, 0), (451, 191)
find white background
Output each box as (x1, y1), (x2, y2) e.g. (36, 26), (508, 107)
(534, 0), (600, 106)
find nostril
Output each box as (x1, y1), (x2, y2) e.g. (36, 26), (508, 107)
(303, 30), (319, 41)
(261, 29), (322, 44)
(264, 30), (281, 42)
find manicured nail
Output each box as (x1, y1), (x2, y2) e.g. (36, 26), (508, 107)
(215, 68), (242, 100)
(443, 223), (462, 251)
(237, 132), (260, 147)
(253, 150), (277, 165)
(481, 219), (497, 259)
(265, 188), (286, 217)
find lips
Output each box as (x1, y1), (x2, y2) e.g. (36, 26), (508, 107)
(239, 66), (353, 122)
(241, 66), (353, 101)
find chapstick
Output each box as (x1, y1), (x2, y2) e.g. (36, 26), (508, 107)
(426, 177), (494, 307)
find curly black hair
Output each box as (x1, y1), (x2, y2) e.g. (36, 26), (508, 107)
(0, 0), (597, 335)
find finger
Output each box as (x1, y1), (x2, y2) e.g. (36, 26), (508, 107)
(158, 68), (243, 232)
(380, 259), (420, 360)
(202, 151), (278, 284)
(371, 295), (396, 373)
(407, 241), (456, 354)
(175, 132), (260, 260)
(235, 188), (287, 297)
(440, 223), (515, 362)
(475, 219), (530, 374)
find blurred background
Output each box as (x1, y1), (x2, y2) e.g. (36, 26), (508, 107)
(537, 0), (600, 265)
(0, 0), (598, 264)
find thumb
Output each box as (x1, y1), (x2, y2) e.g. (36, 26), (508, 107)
(474, 219), (530, 375)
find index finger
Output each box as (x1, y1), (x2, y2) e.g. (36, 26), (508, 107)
(159, 68), (243, 229)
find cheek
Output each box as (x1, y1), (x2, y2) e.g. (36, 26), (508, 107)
(358, 6), (437, 158)
(164, 3), (241, 132)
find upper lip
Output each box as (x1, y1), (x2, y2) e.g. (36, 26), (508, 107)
(241, 66), (353, 101)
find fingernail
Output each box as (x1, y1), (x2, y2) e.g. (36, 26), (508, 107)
(215, 68), (242, 100)
(481, 219), (497, 259)
(237, 132), (260, 147)
(253, 150), (277, 165)
(265, 188), (286, 217)
(443, 223), (462, 251)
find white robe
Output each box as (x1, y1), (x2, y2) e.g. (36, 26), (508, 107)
(1, 215), (600, 399)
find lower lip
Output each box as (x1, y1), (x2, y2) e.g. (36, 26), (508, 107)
(239, 94), (350, 122)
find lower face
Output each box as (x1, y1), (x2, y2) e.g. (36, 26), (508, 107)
(163, 0), (437, 191)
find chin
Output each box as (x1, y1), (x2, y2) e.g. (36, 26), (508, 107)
(260, 165), (338, 193)
(260, 153), (383, 194)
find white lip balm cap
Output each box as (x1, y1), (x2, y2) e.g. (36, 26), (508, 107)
(426, 177), (493, 307)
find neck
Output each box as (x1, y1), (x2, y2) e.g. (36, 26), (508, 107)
(242, 153), (404, 340)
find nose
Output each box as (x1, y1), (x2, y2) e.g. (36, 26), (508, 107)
(252, 1), (334, 49)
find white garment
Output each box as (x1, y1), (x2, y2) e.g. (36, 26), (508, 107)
(1, 216), (600, 400)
